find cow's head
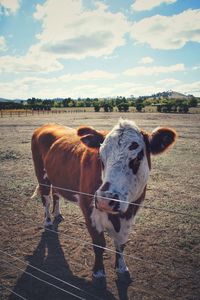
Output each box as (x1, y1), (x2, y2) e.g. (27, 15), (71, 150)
(78, 119), (177, 214)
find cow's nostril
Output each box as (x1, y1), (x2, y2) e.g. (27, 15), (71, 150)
(109, 194), (119, 206)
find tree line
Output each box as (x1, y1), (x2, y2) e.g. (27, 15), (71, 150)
(0, 96), (199, 113)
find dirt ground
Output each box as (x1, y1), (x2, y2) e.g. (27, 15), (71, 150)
(0, 112), (200, 300)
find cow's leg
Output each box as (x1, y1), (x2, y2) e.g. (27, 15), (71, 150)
(52, 192), (64, 225)
(80, 204), (107, 289)
(38, 172), (53, 227)
(115, 243), (132, 283)
(91, 233), (106, 289)
(31, 144), (53, 227)
(42, 194), (52, 227)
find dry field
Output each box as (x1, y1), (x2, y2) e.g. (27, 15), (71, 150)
(0, 112), (200, 300)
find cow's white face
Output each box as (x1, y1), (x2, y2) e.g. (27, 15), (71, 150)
(96, 120), (150, 214)
(78, 118), (177, 215)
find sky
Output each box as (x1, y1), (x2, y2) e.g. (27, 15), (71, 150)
(0, 0), (200, 100)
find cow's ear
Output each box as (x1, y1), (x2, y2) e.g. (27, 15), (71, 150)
(149, 127), (177, 155)
(77, 126), (105, 149)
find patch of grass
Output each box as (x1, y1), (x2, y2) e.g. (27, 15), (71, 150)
(178, 237), (200, 251)
(0, 150), (20, 161)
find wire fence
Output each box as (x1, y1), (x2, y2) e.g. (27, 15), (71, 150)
(1, 182), (199, 299)
(0, 109), (90, 118)
(0, 284), (27, 300)
(1, 258), (86, 300)
(38, 182), (200, 219)
(0, 249), (103, 300)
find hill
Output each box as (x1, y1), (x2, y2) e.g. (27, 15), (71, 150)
(146, 90), (193, 100)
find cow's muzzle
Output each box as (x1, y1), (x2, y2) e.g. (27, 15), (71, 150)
(94, 192), (120, 214)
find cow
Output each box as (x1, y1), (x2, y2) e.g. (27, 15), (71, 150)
(31, 119), (177, 288)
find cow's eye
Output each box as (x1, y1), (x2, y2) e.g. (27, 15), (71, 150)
(129, 150), (144, 174)
(129, 142), (139, 150)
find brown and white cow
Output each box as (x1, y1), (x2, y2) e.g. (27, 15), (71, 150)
(31, 119), (177, 288)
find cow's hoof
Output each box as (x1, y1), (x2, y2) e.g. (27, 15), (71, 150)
(53, 214), (64, 225)
(92, 275), (107, 290)
(117, 271), (133, 284)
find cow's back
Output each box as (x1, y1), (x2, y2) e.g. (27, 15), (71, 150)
(31, 123), (102, 203)
(31, 124), (76, 159)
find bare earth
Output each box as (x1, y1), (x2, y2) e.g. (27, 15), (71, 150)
(0, 112), (200, 300)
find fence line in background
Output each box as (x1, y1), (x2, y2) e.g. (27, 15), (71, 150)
(0, 109), (90, 117)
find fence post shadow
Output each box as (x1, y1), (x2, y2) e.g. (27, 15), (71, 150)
(9, 228), (116, 300)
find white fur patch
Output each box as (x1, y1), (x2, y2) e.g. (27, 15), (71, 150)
(43, 171), (48, 180)
(43, 195), (51, 221)
(53, 193), (61, 217)
(91, 207), (135, 246)
(73, 194), (80, 203)
(91, 208), (107, 234)
(116, 256), (129, 274)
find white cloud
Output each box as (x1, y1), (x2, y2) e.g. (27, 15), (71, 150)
(33, 0), (130, 60)
(0, 53), (63, 73)
(111, 82), (163, 97)
(131, 0), (177, 12)
(0, 36), (6, 51)
(130, 9), (200, 50)
(1, 75), (200, 99)
(139, 56), (154, 64)
(156, 78), (181, 86)
(176, 81), (200, 95)
(123, 63), (185, 76)
(0, 69), (118, 98)
(192, 65), (200, 71)
(0, 0), (20, 15)
(60, 70), (118, 81)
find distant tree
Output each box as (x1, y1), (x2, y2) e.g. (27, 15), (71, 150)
(103, 103), (113, 112)
(188, 97), (198, 107)
(178, 103), (189, 113)
(42, 99), (52, 110)
(54, 101), (62, 108)
(63, 98), (71, 107)
(77, 100), (85, 107)
(93, 102), (100, 112)
(68, 100), (76, 107)
(85, 98), (92, 107)
(27, 98), (44, 110)
(117, 102), (129, 112)
(135, 98), (144, 112)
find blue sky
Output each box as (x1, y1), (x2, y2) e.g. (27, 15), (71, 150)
(0, 0), (200, 99)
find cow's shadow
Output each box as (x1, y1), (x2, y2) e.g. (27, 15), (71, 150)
(9, 229), (116, 300)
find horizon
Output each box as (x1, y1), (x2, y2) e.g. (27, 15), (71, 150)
(0, 0), (200, 99)
(0, 89), (196, 102)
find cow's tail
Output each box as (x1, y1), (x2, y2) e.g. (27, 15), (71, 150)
(31, 184), (40, 199)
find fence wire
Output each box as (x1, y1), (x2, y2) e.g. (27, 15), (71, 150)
(39, 182), (200, 218)
(0, 250), (103, 300)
